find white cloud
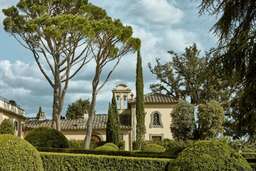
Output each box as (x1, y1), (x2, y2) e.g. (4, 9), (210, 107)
(139, 0), (183, 24)
(163, 29), (203, 52)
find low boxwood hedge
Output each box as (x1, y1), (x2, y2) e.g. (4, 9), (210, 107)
(40, 152), (172, 171)
(142, 143), (166, 153)
(95, 145), (119, 151)
(37, 147), (175, 158)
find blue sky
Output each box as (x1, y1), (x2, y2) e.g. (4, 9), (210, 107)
(0, 0), (217, 118)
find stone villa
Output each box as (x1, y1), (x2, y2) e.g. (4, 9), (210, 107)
(0, 97), (26, 137)
(0, 84), (177, 151)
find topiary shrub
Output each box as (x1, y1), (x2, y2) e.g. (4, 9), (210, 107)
(95, 143), (119, 151)
(25, 127), (69, 148)
(169, 140), (252, 171)
(0, 119), (15, 135)
(104, 143), (119, 150)
(142, 143), (166, 153)
(0, 134), (44, 171)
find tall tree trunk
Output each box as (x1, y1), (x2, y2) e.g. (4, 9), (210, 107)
(84, 66), (100, 149)
(52, 86), (61, 131)
(51, 56), (62, 131)
(84, 87), (97, 149)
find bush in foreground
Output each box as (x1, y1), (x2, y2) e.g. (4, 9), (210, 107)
(25, 127), (69, 148)
(142, 143), (166, 153)
(0, 119), (15, 135)
(41, 152), (171, 171)
(169, 140), (252, 171)
(0, 134), (43, 171)
(160, 139), (192, 156)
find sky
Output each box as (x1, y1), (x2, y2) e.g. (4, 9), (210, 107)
(0, 0), (218, 118)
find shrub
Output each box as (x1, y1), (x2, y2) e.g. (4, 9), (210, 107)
(0, 119), (15, 135)
(69, 140), (84, 148)
(117, 140), (125, 150)
(169, 140), (252, 171)
(0, 134), (43, 171)
(95, 144), (119, 151)
(25, 127), (69, 148)
(142, 143), (166, 153)
(104, 143), (119, 150)
(40, 152), (172, 171)
(161, 139), (194, 156)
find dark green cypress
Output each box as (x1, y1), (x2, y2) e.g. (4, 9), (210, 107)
(106, 103), (113, 142)
(106, 95), (120, 145)
(136, 49), (145, 149)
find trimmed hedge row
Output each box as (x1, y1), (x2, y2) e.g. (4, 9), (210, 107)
(37, 147), (176, 158)
(40, 152), (172, 171)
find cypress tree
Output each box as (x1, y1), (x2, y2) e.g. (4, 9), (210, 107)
(106, 103), (113, 142)
(106, 95), (120, 145)
(136, 50), (145, 149)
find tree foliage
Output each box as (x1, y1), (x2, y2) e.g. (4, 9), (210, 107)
(197, 100), (224, 139)
(135, 50), (145, 150)
(171, 100), (195, 140)
(2, 0), (107, 130)
(84, 16), (140, 148)
(106, 95), (120, 145)
(149, 44), (230, 105)
(66, 99), (90, 119)
(199, 0), (256, 141)
(0, 119), (15, 135)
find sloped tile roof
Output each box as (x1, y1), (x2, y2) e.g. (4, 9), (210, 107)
(129, 93), (177, 104)
(25, 114), (131, 131)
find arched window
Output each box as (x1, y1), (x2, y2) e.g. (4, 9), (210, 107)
(150, 112), (163, 128)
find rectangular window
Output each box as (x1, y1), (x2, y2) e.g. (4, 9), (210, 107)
(151, 136), (162, 142)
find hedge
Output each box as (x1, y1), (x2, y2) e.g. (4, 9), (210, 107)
(95, 145), (119, 151)
(40, 152), (172, 171)
(0, 134), (44, 171)
(37, 147), (175, 158)
(142, 144), (166, 153)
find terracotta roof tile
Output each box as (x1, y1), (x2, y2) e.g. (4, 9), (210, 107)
(25, 114), (131, 131)
(129, 93), (177, 104)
